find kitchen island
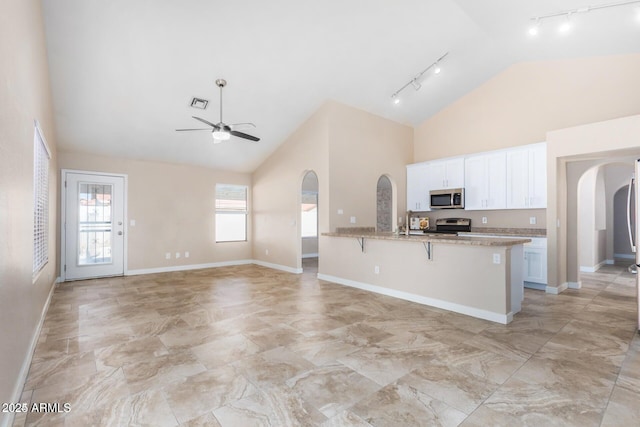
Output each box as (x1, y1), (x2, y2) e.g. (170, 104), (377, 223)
(319, 231), (530, 324)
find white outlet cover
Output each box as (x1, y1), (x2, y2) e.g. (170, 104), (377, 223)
(482, 217), (487, 224)
(175, 252), (181, 259)
(185, 251), (189, 258)
(165, 253), (171, 259)
(338, 209), (344, 215)
(350, 216), (356, 224)
(374, 265), (380, 274)
(130, 219), (136, 226)
(493, 253), (501, 264)
(530, 217), (537, 225)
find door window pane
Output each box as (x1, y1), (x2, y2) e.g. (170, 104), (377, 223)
(78, 183), (113, 265)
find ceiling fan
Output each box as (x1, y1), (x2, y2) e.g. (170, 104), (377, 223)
(176, 78), (260, 143)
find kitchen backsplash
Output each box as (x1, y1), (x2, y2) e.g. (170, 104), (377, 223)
(412, 208), (547, 229)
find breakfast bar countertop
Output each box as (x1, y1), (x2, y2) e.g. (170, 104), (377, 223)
(322, 231), (531, 247)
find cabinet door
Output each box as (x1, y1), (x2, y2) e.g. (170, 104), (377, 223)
(406, 164), (429, 211)
(506, 148), (529, 209)
(428, 161), (448, 190)
(528, 144), (547, 208)
(464, 155), (486, 210)
(524, 247), (547, 284)
(445, 158), (465, 189)
(485, 152), (506, 209)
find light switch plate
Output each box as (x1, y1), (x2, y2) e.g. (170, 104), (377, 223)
(482, 217), (488, 224)
(350, 216), (356, 224)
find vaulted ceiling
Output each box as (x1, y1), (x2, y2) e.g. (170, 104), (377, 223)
(41, 0), (640, 172)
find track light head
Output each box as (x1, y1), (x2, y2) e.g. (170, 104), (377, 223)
(411, 80), (421, 91)
(558, 14), (572, 33)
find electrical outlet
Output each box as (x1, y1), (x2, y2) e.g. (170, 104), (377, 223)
(350, 216), (356, 224)
(185, 251), (189, 258)
(374, 265), (380, 274)
(165, 252), (171, 260)
(482, 216), (488, 224)
(265, 249), (269, 255)
(175, 252), (181, 259)
(337, 209), (344, 215)
(530, 216), (537, 225)
(493, 253), (501, 264)
(130, 219), (136, 226)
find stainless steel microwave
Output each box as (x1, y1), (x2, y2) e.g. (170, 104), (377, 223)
(430, 188), (465, 209)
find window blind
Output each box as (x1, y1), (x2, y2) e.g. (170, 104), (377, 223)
(33, 123), (51, 276)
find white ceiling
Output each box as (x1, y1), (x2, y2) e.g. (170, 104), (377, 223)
(41, 0), (640, 173)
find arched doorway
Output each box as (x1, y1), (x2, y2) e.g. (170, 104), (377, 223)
(301, 171), (319, 273)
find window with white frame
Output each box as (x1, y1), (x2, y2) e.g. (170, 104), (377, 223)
(33, 123), (51, 276)
(215, 184), (248, 242)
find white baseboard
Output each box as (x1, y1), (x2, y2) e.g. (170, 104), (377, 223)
(302, 253), (319, 259)
(580, 260), (606, 273)
(524, 282), (546, 291)
(546, 282), (569, 294)
(568, 281), (582, 289)
(317, 273), (512, 324)
(253, 260), (303, 274)
(5, 277), (57, 427)
(126, 260), (253, 276)
(614, 253), (635, 260)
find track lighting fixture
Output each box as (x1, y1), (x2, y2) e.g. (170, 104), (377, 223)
(528, 0), (640, 37)
(391, 52), (448, 105)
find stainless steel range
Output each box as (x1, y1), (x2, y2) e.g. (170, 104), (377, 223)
(422, 218), (471, 235)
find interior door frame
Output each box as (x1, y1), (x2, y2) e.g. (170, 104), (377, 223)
(60, 169), (128, 281)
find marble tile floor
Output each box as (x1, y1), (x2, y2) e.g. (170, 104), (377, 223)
(12, 258), (640, 426)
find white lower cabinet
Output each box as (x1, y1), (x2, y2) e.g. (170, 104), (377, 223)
(524, 238), (547, 287)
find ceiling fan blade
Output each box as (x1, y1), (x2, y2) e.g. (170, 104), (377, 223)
(230, 130), (260, 142)
(230, 122), (256, 129)
(175, 128), (212, 131)
(192, 116), (218, 128)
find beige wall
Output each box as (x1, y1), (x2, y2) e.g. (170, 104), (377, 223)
(327, 102), (413, 230)
(57, 152), (252, 271)
(548, 116), (640, 288)
(252, 103), (331, 271)
(414, 54), (640, 162)
(0, 0), (59, 421)
(252, 101), (413, 271)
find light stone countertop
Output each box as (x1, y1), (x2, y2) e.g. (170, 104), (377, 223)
(322, 231), (531, 247)
(461, 227), (546, 237)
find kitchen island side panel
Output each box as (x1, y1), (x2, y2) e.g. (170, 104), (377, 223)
(319, 236), (511, 320)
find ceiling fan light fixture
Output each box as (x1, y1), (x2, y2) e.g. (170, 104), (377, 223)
(212, 130), (231, 141)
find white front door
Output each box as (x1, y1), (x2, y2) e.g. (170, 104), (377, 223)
(63, 171), (126, 280)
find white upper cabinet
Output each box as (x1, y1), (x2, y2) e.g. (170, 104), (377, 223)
(428, 157), (464, 190)
(464, 151), (506, 210)
(506, 143), (547, 209)
(406, 163), (430, 212)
